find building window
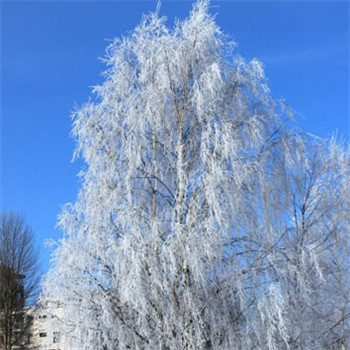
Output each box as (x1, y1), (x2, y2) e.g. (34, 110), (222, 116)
(39, 332), (47, 337)
(53, 331), (61, 343)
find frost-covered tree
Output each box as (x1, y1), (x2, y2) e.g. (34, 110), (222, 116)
(42, 2), (350, 349)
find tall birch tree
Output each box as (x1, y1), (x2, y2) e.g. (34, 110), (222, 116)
(42, 2), (349, 349)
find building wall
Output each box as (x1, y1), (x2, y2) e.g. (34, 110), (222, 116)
(29, 302), (67, 350)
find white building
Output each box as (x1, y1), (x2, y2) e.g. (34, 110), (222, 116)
(30, 299), (66, 350)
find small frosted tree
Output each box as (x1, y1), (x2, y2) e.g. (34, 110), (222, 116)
(42, 2), (349, 349)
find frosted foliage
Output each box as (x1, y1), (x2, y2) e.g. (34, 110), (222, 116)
(42, 2), (350, 349)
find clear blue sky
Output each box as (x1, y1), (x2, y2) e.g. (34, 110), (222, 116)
(1, 1), (349, 275)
